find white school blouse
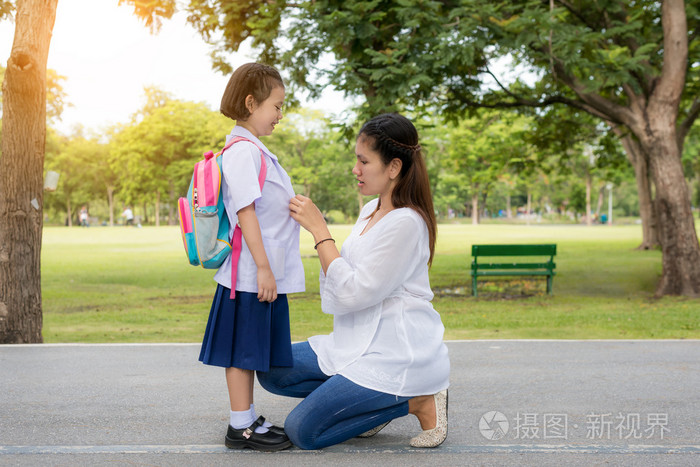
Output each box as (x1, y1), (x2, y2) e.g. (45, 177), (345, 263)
(308, 199), (450, 396)
(213, 126), (305, 294)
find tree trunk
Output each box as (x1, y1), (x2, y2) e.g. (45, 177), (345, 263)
(628, 0), (700, 296)
(168, 183), (175, 225)
(107, 185), (115, 226)
(471, 193), (479, 225)
(607, 184), (613, 226)
(480, 191), (488, 220)
(618, 132), (659, 249)
(506, 194), (512, 219)
(585, 170), (592, 226)
(641, 133), (700, 296)
(697, 173), (700, 220)
(0, 0), (59, 343)
(155, 192), (161, 227)
(66, 198), (73, 227)
(595, 184), (604, 217)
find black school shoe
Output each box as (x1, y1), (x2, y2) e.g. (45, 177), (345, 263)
(246, 415), (286, 436)
(225, 416), (292, 452)
(266, 423), (287, 436)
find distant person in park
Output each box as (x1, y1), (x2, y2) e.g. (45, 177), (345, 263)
(121, 206), (134, 226)
(197, 62), (304, 452)
(258, 113), (450, 449)
(79, 205), (89, 227)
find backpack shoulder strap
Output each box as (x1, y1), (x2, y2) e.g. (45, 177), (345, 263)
(220, 136), (267, 189)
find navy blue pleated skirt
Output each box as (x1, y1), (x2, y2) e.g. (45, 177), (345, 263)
(198, 284), (293, 371)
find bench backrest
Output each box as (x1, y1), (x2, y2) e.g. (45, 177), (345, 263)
(471, 244), (557, 257)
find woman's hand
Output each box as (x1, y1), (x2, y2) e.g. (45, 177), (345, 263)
(290, 194), (340, 274)
(289, 194), (331, 241)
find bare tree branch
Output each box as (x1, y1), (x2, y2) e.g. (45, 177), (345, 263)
(553, 0), (597, 30)
(447, 89), (616, 124)
(481, 67), (522, 98)
(546, 54), (634, 126)
(520, 37), (634, 125)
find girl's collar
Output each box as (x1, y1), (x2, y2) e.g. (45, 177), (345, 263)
(229, 126), (278, 161)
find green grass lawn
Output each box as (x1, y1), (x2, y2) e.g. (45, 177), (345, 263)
(40, 223), (699, 343)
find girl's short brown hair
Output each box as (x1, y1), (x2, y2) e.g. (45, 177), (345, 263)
(220, 63), (284, 121)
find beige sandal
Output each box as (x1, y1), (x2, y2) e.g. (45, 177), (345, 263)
(409, 389), (448, 448)
(357, 420), (391, 438)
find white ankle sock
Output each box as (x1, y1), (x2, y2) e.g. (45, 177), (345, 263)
(230, 409), (255, 430)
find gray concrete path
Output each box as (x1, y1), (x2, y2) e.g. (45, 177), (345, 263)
(0, 340), (698, 466)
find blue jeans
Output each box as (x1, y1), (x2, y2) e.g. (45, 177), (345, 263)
(257, 341), (411, 450)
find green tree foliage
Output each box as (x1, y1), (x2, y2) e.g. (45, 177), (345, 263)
(445, 110), (531, 223)
(45, 69), (68, 124)
(524, 105), (632, 221)
(445, 2), (700, 291)
(109, 94), (231, 225)
(265, 109), (359, 217)
(185, 0), (285, 73)
(181, 0), (482, 130)
(45, 130), (107, 226)
(0, 1), (13, 21)
(117, 0), (176, 32)
(190, 0), (697, 296)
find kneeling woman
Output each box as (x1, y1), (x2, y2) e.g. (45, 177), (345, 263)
(258, 113), (450, 449)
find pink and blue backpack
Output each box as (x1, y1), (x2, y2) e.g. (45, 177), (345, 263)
(178, 137), (266, 298)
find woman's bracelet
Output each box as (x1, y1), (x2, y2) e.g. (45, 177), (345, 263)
(314, 238), (335, 250)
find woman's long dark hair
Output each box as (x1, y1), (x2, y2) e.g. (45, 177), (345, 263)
(358, 113), (437, 266)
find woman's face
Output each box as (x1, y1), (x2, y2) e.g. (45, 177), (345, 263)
(352, 136), (395, 197)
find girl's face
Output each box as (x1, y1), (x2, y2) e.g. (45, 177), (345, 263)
(245, 85), (285, 137)
(352, 136), (396, 197)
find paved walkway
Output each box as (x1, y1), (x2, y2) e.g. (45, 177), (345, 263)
(1, 340), (698, 466)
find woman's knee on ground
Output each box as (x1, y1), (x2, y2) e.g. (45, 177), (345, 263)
(283, 405), (321, 450)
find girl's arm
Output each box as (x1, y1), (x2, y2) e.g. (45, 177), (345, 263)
(289, 194), (340, 274)
(237, 203), (277, 303)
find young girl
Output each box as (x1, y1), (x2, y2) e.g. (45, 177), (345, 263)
(198, 63), (305, 452)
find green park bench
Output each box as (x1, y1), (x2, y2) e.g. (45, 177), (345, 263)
(470, 244), (557, 297)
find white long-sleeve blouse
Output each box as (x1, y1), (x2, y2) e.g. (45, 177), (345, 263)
(308, 198), (450, 396)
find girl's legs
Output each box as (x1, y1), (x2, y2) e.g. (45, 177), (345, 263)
(226, 367), (269, 433)
(223, 365), (291, 451)
(226, 367), (253, 411)
(226, 367), (282, 432)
